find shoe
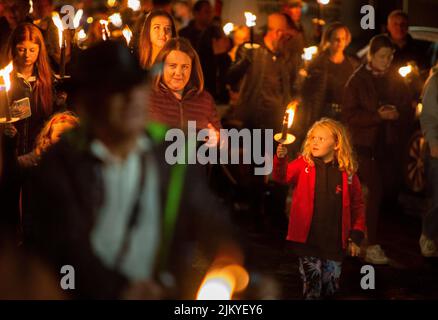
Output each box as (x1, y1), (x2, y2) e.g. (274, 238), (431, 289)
(364, 245), (390, 264)
(419, 234), (438, 257)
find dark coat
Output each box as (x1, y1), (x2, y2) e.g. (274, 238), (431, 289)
(342, 64), (414, 151)
(9, 72), (56, 156)
(24, 127), (238, 299)
(179, 21), (231, 103)
(227, 42), (298, 131)
(300, 52), (359, 133)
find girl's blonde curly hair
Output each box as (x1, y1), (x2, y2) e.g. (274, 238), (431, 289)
(35, 111), (79, 156)
(301, 118), (358, 176)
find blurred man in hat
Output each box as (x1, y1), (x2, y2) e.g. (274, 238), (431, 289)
(25, 40), (242, 299)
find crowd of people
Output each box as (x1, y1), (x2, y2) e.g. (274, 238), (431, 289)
(0, 0), (437, 300)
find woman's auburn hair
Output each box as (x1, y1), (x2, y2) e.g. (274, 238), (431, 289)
(8, 22), (53, 117)
(138, 9), (177, 69)
(152, 37), (204, 95)
(35, 111), (79, 156)
(301, 118), (358, 176)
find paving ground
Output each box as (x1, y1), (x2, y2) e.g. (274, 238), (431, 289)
(231, 194), (438, 300)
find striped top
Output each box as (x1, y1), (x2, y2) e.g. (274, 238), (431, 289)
(148, 84), (222, 131)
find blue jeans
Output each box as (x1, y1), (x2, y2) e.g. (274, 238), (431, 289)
(298, 256), (342, 300)
(424, 156), (438, 239)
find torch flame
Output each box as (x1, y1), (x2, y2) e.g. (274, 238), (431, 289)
(223, 22), (234, 36)
(0, 62), (14, 92)
(399, 64), (413, 78)
(196, 265), (249, 300)
(302, 46), (318, 61)
(122, 25), (133, 46)
(109, 12), (123, 28)
(128, 0), (141, 11)
(77, 29), (87, 41)
(107, 0), (117, 7)
(286, 101), (297, 128)
(318, 0), (330, 4)
(100, 20), (110, 41)
(52, 12), (64, 49)
(73, 9), (84, 29)
(29, 0), (34, 14)
(244, 12), (257, 28)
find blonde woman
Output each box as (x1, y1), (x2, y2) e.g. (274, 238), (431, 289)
(273, 118), (366, 299)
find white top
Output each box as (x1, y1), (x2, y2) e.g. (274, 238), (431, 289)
(89, 136), (161, 281)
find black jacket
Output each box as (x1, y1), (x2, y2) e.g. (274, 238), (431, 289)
(300, 52), (359, 133)
(342, 64), (414, 151)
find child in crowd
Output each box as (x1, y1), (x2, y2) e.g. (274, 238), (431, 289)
(273, 118), (366, 299)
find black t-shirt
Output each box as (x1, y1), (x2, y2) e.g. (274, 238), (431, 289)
(325, 58), (355, 106)
(289, 158), (344, 261)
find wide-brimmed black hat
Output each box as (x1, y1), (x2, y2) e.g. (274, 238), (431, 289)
(69, 40), (148, 94)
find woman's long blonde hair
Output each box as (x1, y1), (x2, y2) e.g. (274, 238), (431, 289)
(35, 111), (79, 156)
(301, 118), (358, 176)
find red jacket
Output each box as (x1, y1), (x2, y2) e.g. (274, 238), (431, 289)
(273, 156), (366, 249)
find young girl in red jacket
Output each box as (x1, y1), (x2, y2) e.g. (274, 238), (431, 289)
(273, 118), (366, 299)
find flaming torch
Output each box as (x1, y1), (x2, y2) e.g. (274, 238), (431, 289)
(223, 22), (234, 37)
(0, 62), (14, 123)
(109, 12), (123, 28)
(100, 19), (110, 41)
(316, 0), (330, 24)
(52, 12), (66, 79)
(196, 264), (249, 300)
(302, 46), (318, 62)
(274, 101), (297, 145)
(127, 0), (141, 11)
(122, 25), (133, 47)
(244, 12), (256, 46)
(399, 64), (413, 78)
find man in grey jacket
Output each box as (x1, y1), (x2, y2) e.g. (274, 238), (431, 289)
(419, 64), (438, 257)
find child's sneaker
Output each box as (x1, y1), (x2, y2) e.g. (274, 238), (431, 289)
(419, 234), (438, 257)
(364, 245), (390, 265)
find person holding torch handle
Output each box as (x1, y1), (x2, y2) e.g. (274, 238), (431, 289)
(273, 118), (365, 300)
(6, 23), (54, 164)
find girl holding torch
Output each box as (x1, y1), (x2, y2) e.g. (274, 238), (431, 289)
(273, 118), (366, 300)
